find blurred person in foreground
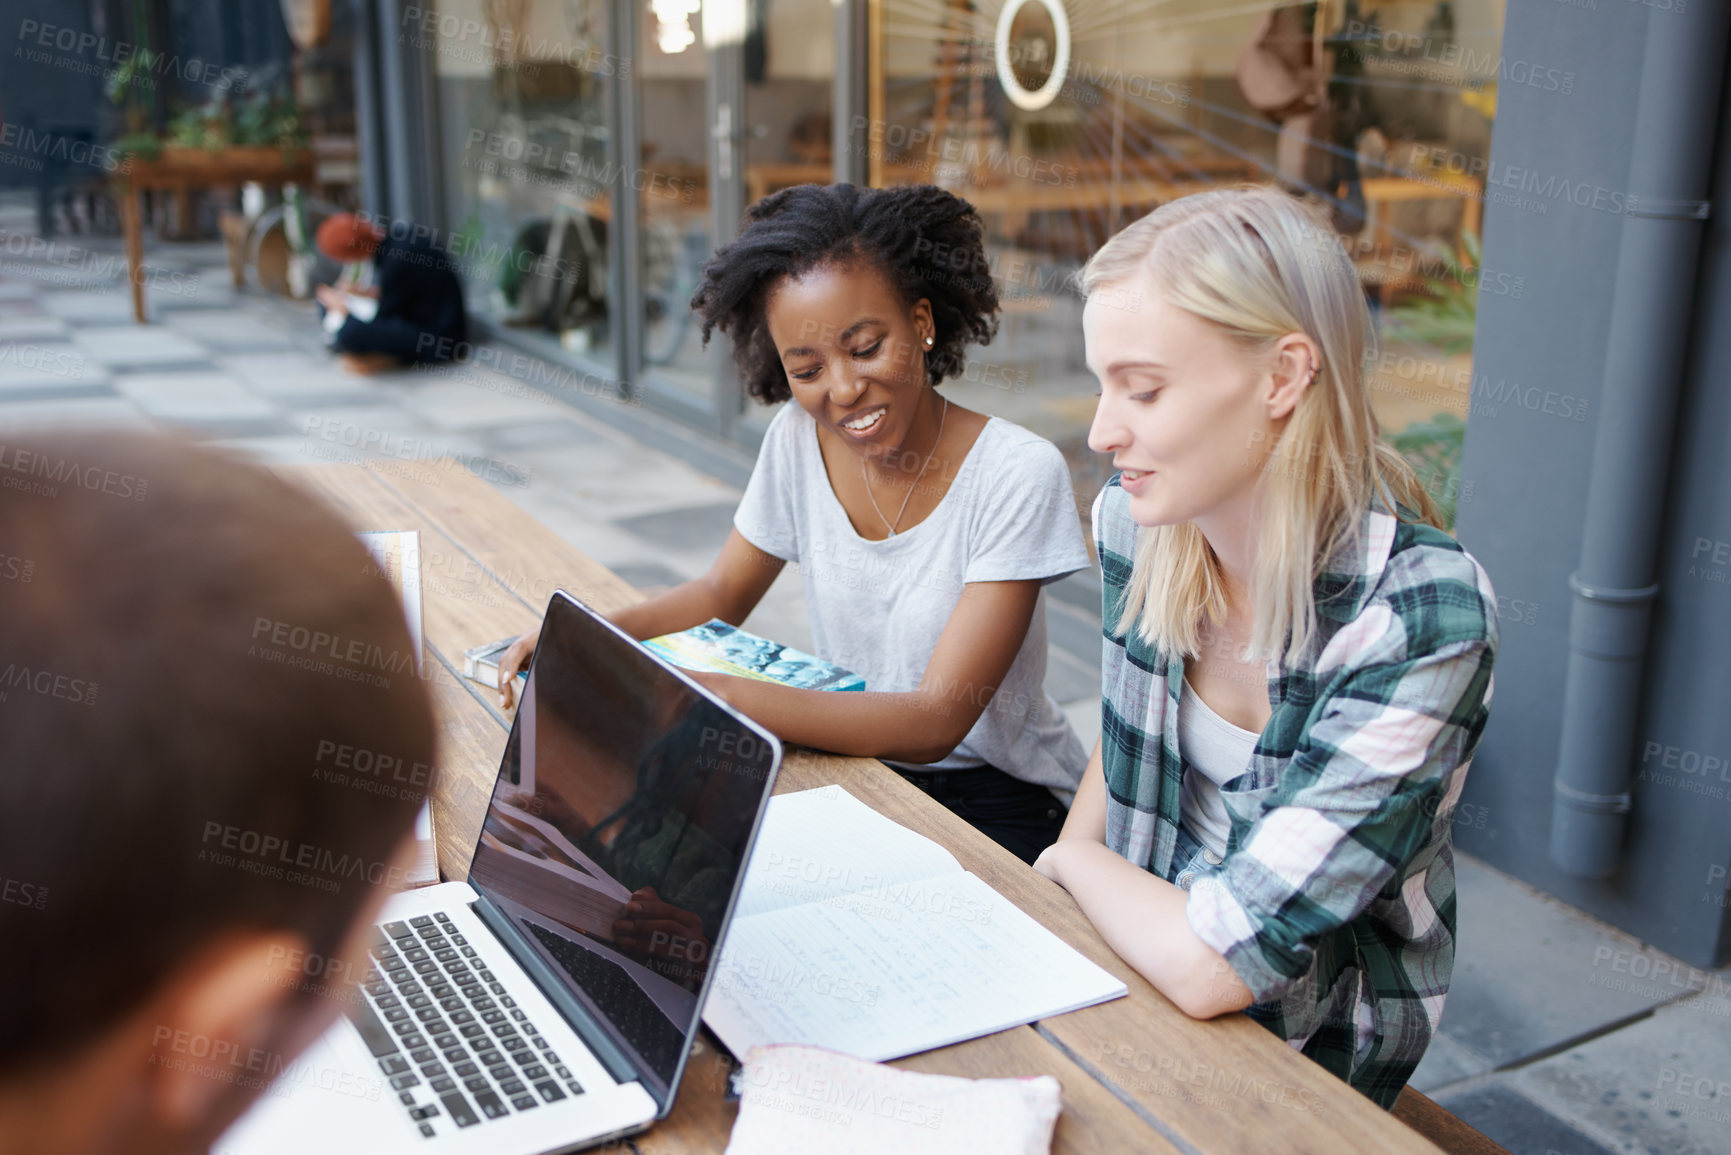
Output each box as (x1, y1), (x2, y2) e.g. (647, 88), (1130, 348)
(314, 213), (467, 375)
(0, 433), (436, 1154)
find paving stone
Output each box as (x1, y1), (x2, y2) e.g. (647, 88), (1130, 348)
(0, 264), (115, 291)
(384, 378), (571, 432)
(0, 342), (110, 390)
(1434, 856), (1696, 1068)
(613, 501), (740, 554)
(1062, 697), (1101, 752)
(72, 325), (210, 368)
(207, 433), (353, 467)
(1410, 1031), (1495, 1095)
(114, 372), (279, 423)
(163, 310), (297, 350)
(1510, 980), (1731, 1155)
(1433, 1084), (1620, 1155)
(496, 494), (673, 575)
(38, 291), (139, 324)
(284, 407), (495, 475)
(480, 417), (607, 451)
(0, 313), (70, 341)
(1050, 566), (1104, 618)
(1043, 644), (1103, 710)
(153, 269), (241, 311)
(607, 560), (688, 594)
(1046, 596), (1104, 672)
(156, 416), (297, 440)
(215, 351), (381, 405)
(0, 397), (151, 429)
(0, 384), (117, 405)
(510, 437), (740, 523)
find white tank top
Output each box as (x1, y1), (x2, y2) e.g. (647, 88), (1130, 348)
(1177, 678), (1262, 859)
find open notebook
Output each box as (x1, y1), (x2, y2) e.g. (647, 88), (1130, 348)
(703, 786), (1126, 1062)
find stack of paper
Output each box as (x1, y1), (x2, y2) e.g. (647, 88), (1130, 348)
(724, 1044), (1062, 1155)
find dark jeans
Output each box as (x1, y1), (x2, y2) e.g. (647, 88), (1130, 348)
(893, 763), (1067, 865)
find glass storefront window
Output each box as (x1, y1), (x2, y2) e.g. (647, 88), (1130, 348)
(870, 0), (1503, 529)
(637, 0), (711, 402)
(742, 0), (835, 204)
(637, 0), (837, 410)
(431, 0), (615, 360)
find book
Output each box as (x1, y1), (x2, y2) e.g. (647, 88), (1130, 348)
(356, 530), (437, 889)
(461, 619), (865, 693)
(644, 619), (865, 691)
(320, 289), (379, 332)
(463, 634), (528, 692)
(702, 786), (1127, 1063)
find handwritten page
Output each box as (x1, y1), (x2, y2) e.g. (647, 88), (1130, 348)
(705, 787), (1126, 1061)
(729, 785), (965, 920)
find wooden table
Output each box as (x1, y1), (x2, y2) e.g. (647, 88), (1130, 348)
(273, 457), (1446, 1155)
(112, 145), (315, 323)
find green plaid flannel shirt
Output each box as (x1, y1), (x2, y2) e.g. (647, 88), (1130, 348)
(1093, 478), (1499, 1108)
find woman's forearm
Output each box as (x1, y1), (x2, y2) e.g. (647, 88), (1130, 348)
(696, 674), (975, 765)
(1043, 840), (1254, 1019)
(609, 578), (735, 642)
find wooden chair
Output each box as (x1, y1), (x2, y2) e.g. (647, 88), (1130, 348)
(1391, 1087), (1512, 1155)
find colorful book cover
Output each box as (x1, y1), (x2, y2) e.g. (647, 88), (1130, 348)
(645, 619), (865, 691)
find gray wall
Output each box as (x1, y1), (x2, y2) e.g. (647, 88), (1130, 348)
(1457, 1), (1731, 966)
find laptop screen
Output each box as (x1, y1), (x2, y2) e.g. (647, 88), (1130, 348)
(465, 593), (779, 1101)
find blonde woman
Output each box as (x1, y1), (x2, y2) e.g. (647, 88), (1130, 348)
(1033, 186), (1498, 1107)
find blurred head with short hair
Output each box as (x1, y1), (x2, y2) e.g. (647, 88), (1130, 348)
(0, 433), (436, 1155)
(314, 213), (384, 263)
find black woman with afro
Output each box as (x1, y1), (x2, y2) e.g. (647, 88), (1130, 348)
(502, 183), (1090, 864)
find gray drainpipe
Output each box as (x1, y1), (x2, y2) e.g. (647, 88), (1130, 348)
(1550, 3), (1731, 878)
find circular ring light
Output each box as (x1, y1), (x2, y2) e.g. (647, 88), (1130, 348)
(995, 0), (1071, 112)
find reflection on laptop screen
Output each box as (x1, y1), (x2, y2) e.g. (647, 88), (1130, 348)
(466, 595), (777, 1094)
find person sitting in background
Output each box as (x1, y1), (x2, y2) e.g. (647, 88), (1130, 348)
(0, 433), (436, 1155)
(314, 213), (467, 375)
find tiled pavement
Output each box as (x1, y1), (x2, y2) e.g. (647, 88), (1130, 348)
(3, 195), (1728, 1155)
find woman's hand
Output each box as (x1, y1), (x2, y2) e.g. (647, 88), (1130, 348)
(611, 886), (708, 961)
(496, 627), (539, 710)
(314, 284), (348, 317)
(681, 668), (737, 705)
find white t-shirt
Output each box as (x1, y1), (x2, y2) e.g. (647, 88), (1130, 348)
(733, 402), (1092, 793)
(1176, 677), (1261, 858)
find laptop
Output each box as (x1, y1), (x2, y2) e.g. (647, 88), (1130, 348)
(218, 591), (783, 1154)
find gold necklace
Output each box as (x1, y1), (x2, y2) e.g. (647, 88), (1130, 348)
(861, 396), (948, 538)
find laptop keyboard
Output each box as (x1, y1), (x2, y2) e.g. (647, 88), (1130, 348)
(525, 923), (691, 1081)
(352, 913), (585, 1139)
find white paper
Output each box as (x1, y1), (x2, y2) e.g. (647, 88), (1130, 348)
(705, 787), (1127, 1062)
(724, 1045), (1061, 1155)
(730, 785), (964, 920)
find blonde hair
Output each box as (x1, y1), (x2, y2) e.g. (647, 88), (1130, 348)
(1079, 186), (1445, 666)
